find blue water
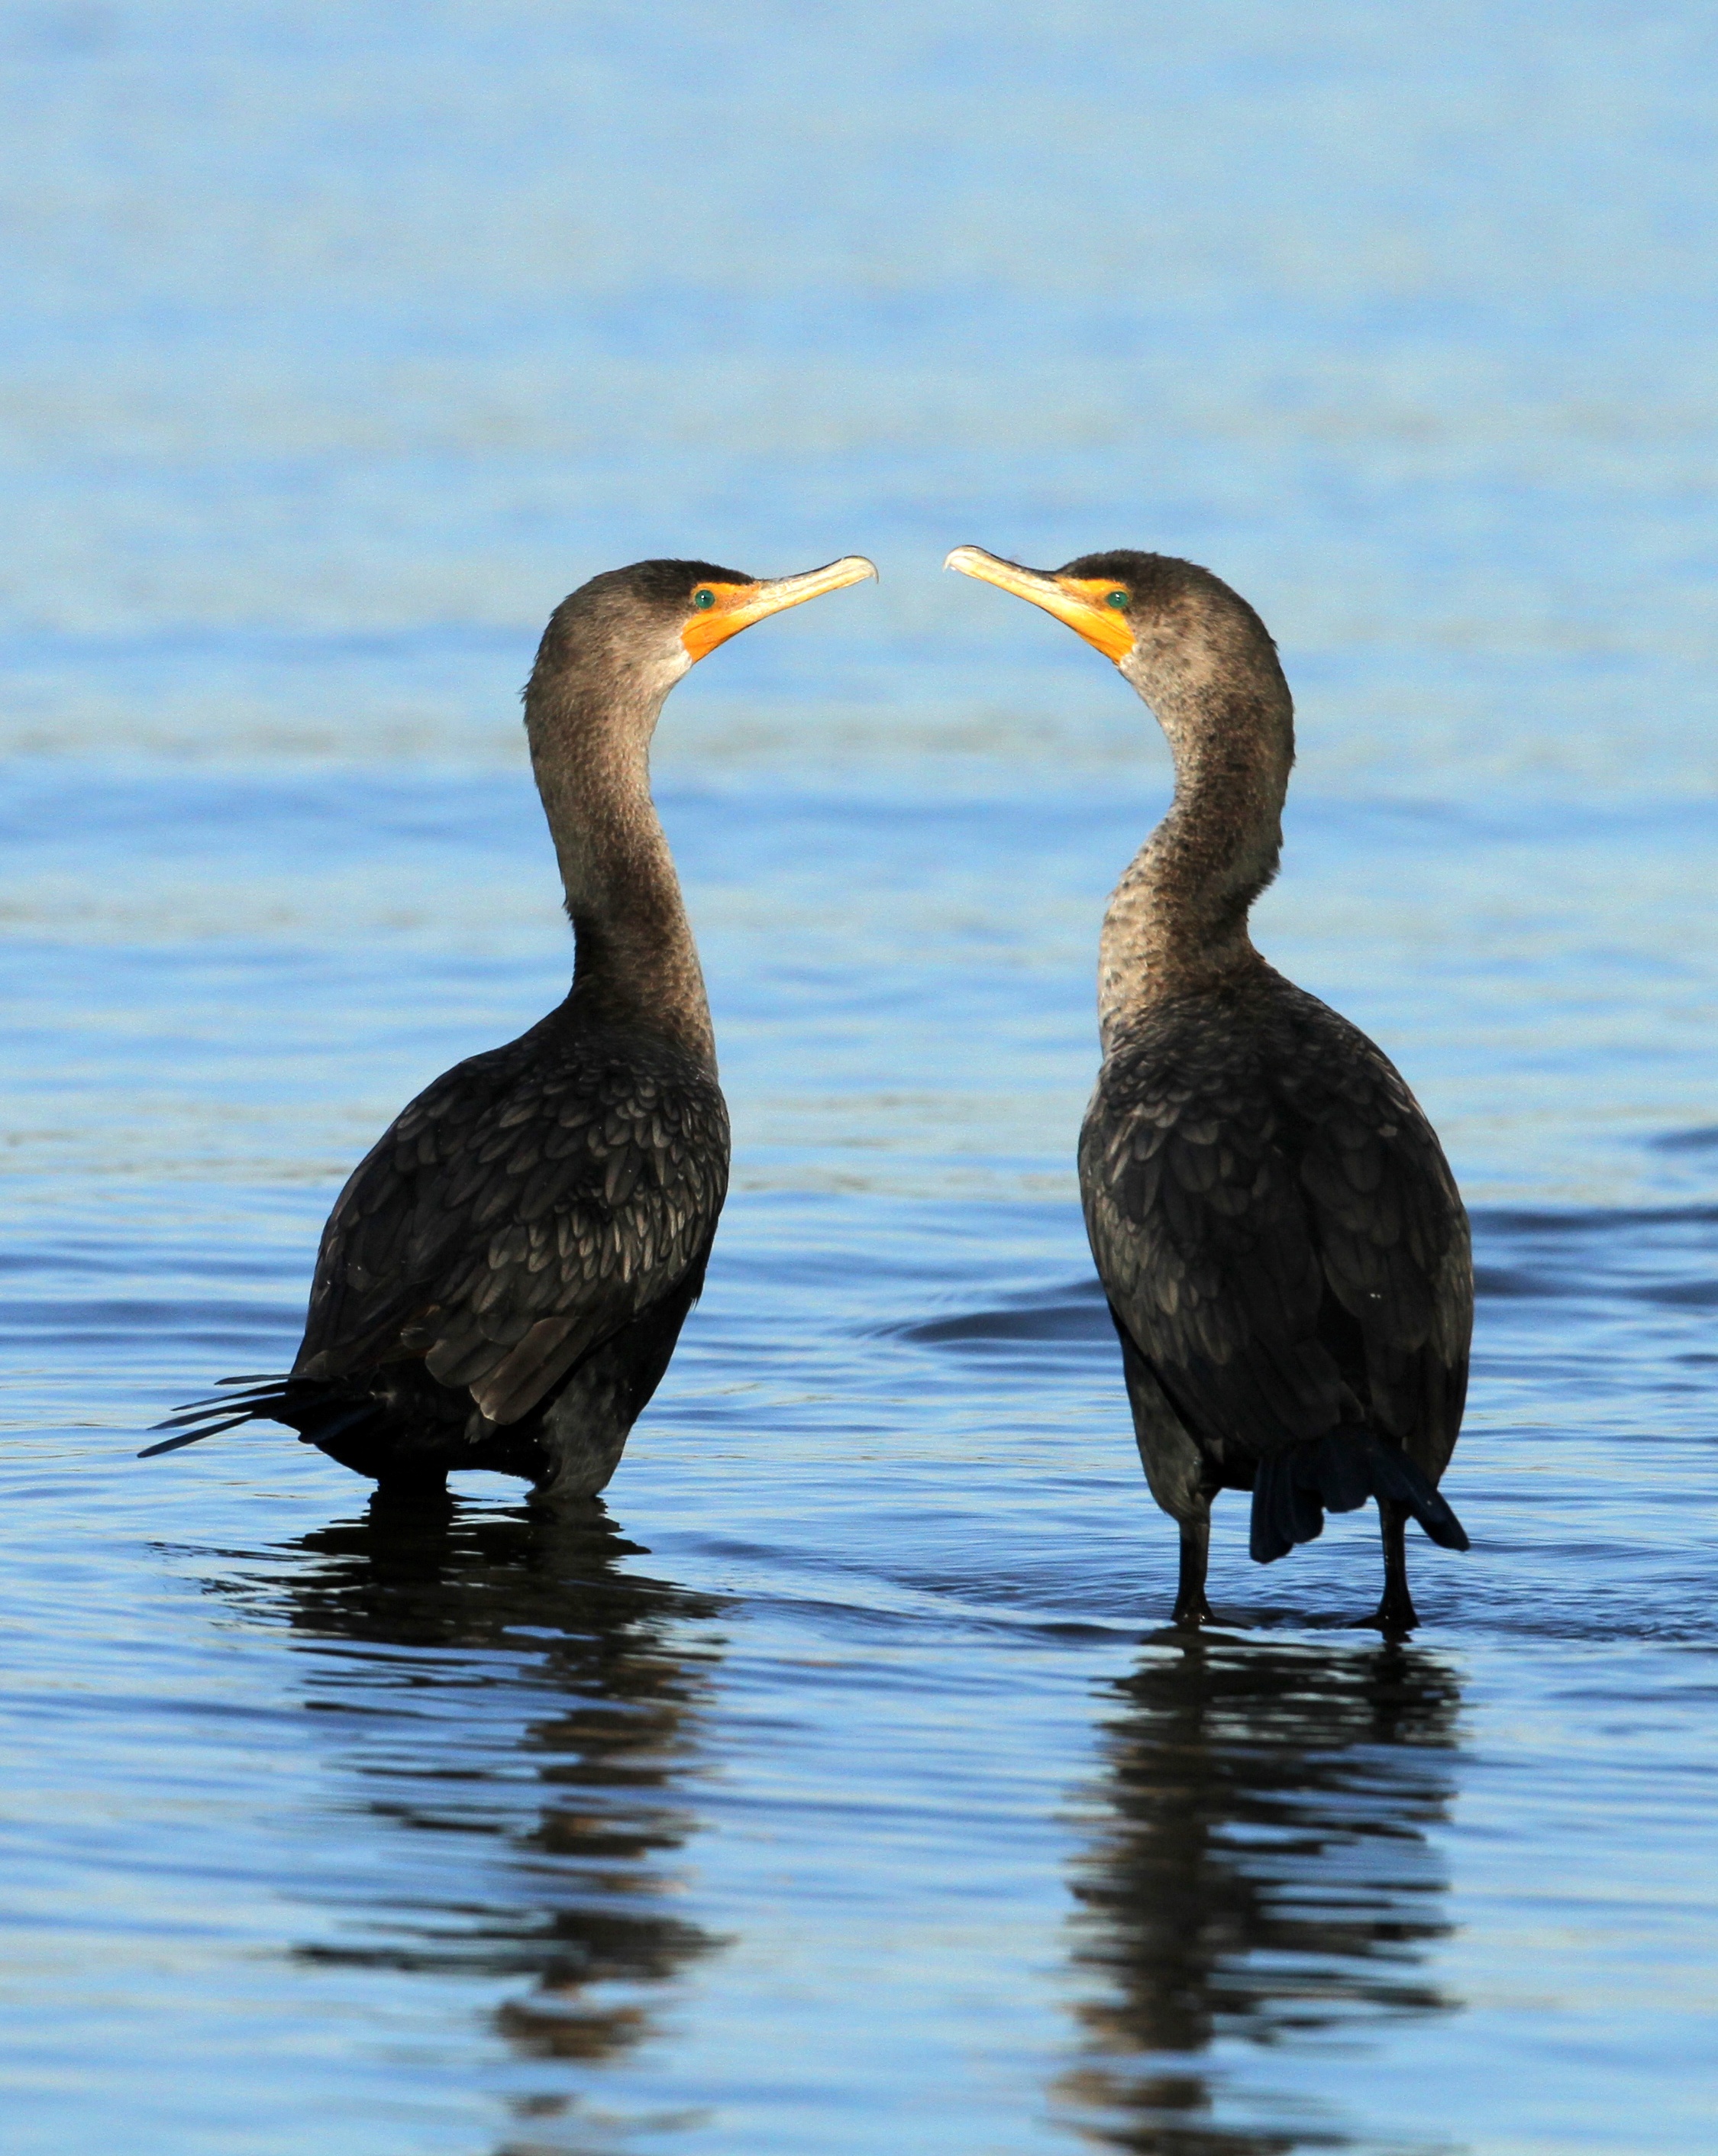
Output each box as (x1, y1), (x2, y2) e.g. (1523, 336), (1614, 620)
(5, 6), (1718, 2151)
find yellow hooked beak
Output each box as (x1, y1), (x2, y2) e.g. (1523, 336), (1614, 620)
(944, 545), (1135, 664)
(681, 554), (879, 661)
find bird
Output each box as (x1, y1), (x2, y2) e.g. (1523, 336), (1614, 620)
(946, 545), (1471, 1631)
(147, 554), (877, 1498)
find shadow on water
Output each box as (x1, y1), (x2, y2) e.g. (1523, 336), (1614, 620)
(211, 1495), (728, 2146)
(1058, 1637), (1464, 2155)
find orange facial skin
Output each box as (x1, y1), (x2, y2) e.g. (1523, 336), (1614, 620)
(680, 556), (877, 661)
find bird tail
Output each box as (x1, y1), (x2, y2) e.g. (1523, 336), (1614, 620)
(139, 1375), (379, 1459)
(1250, 1431), (1468, 1564)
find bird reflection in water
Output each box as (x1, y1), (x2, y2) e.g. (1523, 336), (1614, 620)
(1058, 1637), (1462, 2154)
(223, 1495), (726, 2140)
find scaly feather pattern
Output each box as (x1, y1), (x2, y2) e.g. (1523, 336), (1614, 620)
(1081, 971), (1471, 1506)
(295, 1013), (728, 1430)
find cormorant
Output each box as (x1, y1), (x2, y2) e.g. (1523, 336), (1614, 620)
(947, 546), (1471, 1630)
(147, 554), (877, 1496)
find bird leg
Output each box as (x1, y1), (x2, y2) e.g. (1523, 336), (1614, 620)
(1371, 1497), (1419, 1633)
(1173, 1511), (1215, 1628)
(370, 1466), (451, 1515)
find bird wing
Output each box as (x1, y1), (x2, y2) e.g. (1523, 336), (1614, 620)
(1081, 987), (1471, 1469)
(292, 1026), (729, 1427)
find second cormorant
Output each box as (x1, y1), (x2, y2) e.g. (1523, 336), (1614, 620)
(148, 554), (877, 1495)
(947, 545), (1471, 1631)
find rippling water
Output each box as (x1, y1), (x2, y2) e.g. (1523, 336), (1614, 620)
(5, 7), (1718, 2153)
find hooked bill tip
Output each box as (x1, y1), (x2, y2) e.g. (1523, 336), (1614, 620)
(793, 554), (877, 592)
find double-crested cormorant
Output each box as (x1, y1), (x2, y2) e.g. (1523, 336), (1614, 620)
(148, 554), (877, 1495)
(947, 546), (1471, 1630)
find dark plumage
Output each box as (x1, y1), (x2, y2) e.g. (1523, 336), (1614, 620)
(948, 545), (1471, 1629)
(149, 552), (877, 1495)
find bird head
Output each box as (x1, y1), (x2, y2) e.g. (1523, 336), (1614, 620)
(943, 545), (1284, 730)
(531, 554), (879, 723)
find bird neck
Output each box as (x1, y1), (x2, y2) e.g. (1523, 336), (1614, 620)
(1099, 673), (1293, 1050)
(526, 678), (715, 1068)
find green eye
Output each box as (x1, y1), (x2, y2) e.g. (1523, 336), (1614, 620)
(1106, 590), (1129, 609)
(693, 589), (716, 610)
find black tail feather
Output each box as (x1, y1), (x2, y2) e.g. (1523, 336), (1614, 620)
(296, 1404), (383, 1450)
(1362, 1437), (1469, 1552)
(138, 1375), (380, 1461)
(138, 1415), (262, 1458)
(148, 1388), (294, 1431)
(1251, 1432), (1469, 1564)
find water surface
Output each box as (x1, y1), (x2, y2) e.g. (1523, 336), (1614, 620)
(4, 8), (1718, 2152)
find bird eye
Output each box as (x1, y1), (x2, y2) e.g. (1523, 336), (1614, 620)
(1106, 590), (1129, 609)
(692, 589), (717, 610)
